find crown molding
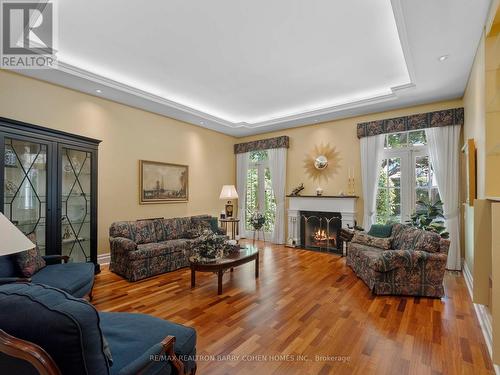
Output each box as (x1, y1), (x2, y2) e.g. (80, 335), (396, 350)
(11, 0), (415, 136)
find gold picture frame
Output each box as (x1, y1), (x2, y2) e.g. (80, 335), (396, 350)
(139, 160), (188, 204)
(462, 139), (476, 206)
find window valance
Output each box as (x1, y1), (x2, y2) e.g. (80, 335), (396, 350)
(357, 107), (464, 139)
(234, 136), (289, 154)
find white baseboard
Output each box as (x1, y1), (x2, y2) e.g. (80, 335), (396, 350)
(463, 260), (499, 374)
(98, 252), (110, 265)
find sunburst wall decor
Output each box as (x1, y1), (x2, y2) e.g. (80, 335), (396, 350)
(303, 143), (341, 183)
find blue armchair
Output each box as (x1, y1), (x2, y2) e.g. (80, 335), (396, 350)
(0, 283), (197, 374)
(0, 254), (95, 299)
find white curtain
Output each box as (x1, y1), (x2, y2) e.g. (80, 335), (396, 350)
(425, 125), (461, 270)
(236, 152), (249, 237)
(268, 148), (287, 244)
(360, 134), (385, 231)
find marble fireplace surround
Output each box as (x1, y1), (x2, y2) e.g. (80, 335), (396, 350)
(287, 195), (358, 247)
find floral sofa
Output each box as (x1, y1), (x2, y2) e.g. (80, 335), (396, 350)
(109, 215), (224, 282)
(346, 224), (449, 297)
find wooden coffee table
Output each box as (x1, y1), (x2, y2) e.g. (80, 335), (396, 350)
(189, 246), (259, 295)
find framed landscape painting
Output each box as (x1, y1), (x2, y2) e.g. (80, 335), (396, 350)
(139, 160), (188, 204)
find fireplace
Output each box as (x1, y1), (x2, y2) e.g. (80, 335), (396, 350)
(300, 211), (342, 254)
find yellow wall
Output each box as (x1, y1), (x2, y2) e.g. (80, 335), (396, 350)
(462, 2), (500, 365)
(463, 5), (500, 285)
(486, 18), (500, 196)
(463, 33), (486, 272)
(238, 99), (463, 228)
(464, 34), (487, 200)
(0, 71), (236, 255)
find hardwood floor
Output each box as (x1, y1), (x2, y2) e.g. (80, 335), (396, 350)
(93, 241), (493, 374)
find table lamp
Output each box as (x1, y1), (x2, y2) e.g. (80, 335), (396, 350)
(219, 185), (238, 218)
(0, 212), (35, 256)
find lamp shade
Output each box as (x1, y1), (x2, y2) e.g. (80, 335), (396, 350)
(0, 212), (35, 256)
(219, 185), (239, 200)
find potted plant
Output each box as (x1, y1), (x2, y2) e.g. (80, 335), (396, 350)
(192, 230), (239, 261)
(250, 212), (266, 231)
(407, 198), (449, 239)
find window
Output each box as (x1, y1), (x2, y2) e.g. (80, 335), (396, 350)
(245, 151), (276, 233)
(376, 130), (440, 224)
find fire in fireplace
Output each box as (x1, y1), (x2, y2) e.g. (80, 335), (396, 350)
(300, 211), (342, 254)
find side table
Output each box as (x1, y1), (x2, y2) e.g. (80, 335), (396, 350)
(338, 228), (355, 257)
(220, 218), (240, 240)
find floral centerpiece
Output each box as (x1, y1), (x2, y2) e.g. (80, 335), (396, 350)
(191, 230), (239, 261)
(250, 212), (266, 230)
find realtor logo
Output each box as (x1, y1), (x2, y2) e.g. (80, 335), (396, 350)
(1, 0), (57, 69)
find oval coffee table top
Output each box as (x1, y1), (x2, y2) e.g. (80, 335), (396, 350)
(189, 245), (258, 267)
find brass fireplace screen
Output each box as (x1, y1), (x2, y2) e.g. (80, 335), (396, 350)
(300, 211), (342, 254)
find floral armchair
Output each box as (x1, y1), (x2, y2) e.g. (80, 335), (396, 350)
(347, 224), (449, 297)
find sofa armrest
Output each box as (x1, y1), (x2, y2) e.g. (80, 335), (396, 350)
(42, 255), (69, 265)
(0, 277), (31, 285)
(109, 237), (137, 254)
(118, 336), (184, 375)
(369, 249), (446, 272)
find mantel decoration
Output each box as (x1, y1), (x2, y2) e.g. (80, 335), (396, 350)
(139, 160), (188, 204)
(303, 143), (341, 184)
(290, 183), (304, 196)
(191, 230), (239, 261)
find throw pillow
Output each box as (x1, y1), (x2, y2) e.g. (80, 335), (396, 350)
(15, 233), (46, 277)
(351, 232), (392, 250)
(367, 224), (393, 238)
(183, 228), (202, 239)
(210, 217), (220, 233)
(413, 230), (441, 253)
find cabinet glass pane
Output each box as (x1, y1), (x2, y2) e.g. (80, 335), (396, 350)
(61, 148), (91, 262)
(4, 138), (47, 253)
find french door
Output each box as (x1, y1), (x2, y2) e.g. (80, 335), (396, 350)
(377, 147), (439, 224)
(245, 160), (276, 238)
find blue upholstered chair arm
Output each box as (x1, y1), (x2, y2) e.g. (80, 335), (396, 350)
(0, 277), (31, 285)
(117, 343), (164, 375)
(117, 336), (184, 375)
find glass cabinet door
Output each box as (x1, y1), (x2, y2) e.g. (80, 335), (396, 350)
(61, 147), (92, 263)
(4, 137), (48, 253)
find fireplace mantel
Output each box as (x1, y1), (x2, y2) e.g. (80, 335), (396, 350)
(287, 196), (358, 247)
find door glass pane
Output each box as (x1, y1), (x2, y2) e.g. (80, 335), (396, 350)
(263, 167), (276, 232)
(408, 130), (426, 146)
(61, 148), (91, 262)
(376, 157), (401, 224)
(245, 167), (258, 231)
(386, 132), (407, 148)
(416, 156), (430, 187)
(388, 157), (401, 187)
(4, 138), (47, 253)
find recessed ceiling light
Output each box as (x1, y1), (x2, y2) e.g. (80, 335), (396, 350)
(95, 89), (103, 93)
(438, 55), (449, 62)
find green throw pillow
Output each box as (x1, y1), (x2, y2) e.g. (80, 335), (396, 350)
(210, 217), (219, 233)
(367, 224), (393, 238)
